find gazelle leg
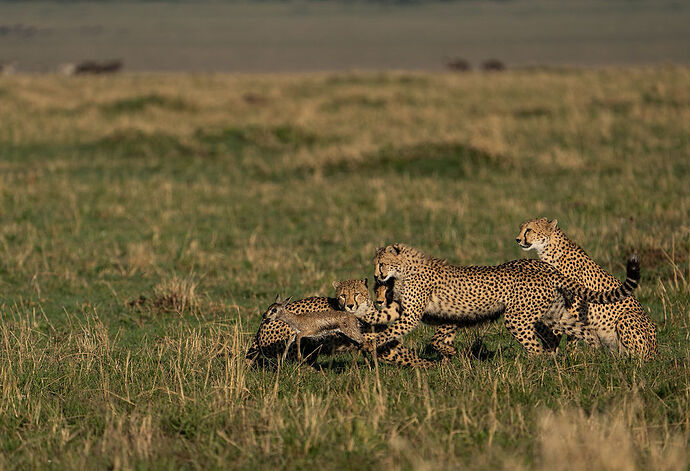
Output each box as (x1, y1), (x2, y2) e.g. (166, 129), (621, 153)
(295, 333), (304, 362)
(283, 334), (296, 361)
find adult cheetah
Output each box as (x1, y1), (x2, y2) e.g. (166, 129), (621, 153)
(362, 243), (640, 355)
(369, 259), (572, 361)
(516, 217), (658, 358)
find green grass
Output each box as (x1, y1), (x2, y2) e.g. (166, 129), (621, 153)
(0, 68), (688, 470)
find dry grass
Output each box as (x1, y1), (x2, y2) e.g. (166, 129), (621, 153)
(536, 407), (687, 471)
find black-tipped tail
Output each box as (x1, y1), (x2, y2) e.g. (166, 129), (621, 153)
(245, 346), (259, 362)
(622, 254), (640, 294)
(574, 253), (641, 305)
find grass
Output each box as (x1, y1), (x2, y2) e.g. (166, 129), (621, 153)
(0, 67), (688, 470)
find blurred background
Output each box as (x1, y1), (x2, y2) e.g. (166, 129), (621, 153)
(1, 0), (689, 73)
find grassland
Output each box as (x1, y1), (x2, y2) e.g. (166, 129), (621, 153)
(0, 67), (688, 470)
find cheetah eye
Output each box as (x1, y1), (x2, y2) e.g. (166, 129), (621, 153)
(524, 228), (532, 236)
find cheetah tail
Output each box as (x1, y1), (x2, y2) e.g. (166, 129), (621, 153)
(566, 254), (640, 304)
(245, 339), (261, 361)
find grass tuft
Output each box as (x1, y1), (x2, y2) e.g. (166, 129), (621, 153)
(151, 276), (202, 316)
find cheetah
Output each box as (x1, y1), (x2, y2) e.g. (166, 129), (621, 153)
(262, 300), (364, 361)
(362, 243), (640, 356)
(245, 279), (371, 363)
(369, 260), (569, 360)
(516, 217), (658, 359)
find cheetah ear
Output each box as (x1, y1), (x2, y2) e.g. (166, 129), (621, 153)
(332, 280), (340, 290)
(385, 245), (400, 255)
(549, 219), (558, 230)
(361, 278), (368, 288)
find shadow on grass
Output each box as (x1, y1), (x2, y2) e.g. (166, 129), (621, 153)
(99, 93), (193, 115)
(319, 94), (388, 112)
(2, 131), (514, 184)
(466, 338), (496, 361)
(195, 124), (328, 154)
(420, 337), (496, 362)
(83, 129), (193, 158)
(305, 141), (512, 180)
(512, 106), (554, 118)
(252, 336), (497, 372)
(76, 124), (330, 161)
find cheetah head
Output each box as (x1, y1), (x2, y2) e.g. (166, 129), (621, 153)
(332, 279), (371, 316)
(516, 218), (558, 254)
(373, 244), (406, 283)
(374, 278), (394, 310)
(262, 295), (292, 321)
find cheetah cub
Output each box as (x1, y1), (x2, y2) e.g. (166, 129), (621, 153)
(262, 299), (365, 361)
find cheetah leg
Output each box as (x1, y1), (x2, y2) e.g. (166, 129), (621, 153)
(380, 301), (402, 323)
(380, 345), (436, 368)
(357, 309), (390, 325)
(534, 321), (561, 352)
(504, 314), (545, 354)
(429, 324), (459, 360)
(641, 315), (659, 358)
(615, 312), (657, 359)
(555, 310), (602, 348)
(369, 298), (425, 351)
(362, 332), (430, 367)
(367, 338), (436, 368)
(547, 296), (601, 349)
(358, 301), (402, 325)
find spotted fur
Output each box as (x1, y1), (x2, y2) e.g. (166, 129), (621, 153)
(363, 243), (639, 355)
(516, 217), (658, 359)
(373, 278), (460, 361)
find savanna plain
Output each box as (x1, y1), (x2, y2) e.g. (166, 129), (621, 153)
(0, 67), (688, 470)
